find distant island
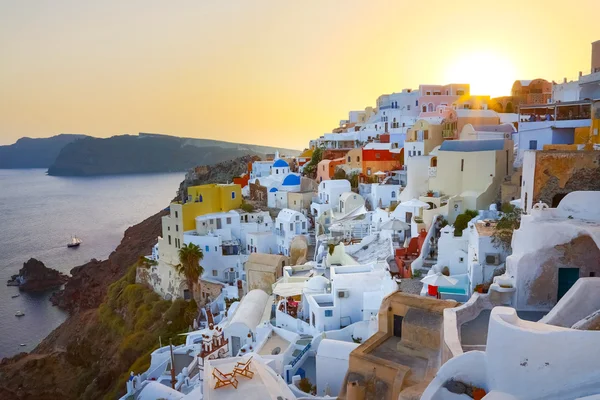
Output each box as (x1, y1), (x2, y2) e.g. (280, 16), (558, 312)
(0, 134), (87, 169)
(0, 133), (299, 176)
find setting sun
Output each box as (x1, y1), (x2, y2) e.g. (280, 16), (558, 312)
(443, 51), (518, 98)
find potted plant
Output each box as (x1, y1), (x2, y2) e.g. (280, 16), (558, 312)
(427, 190), (434, 197)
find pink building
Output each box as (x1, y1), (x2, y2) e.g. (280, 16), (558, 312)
(317, 157), (346, 182)
(417, 83), (470, 113)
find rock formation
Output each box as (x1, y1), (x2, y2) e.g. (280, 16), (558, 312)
(15, 258), (68, 292)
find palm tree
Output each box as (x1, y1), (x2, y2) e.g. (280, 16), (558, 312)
(176, 243), (204, 301)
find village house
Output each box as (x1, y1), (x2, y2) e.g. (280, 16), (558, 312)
(245, 253), (289, 294)
(275, 208), (309, 257)
(311, 179), (351, 218)
(361, 142), (403, 178)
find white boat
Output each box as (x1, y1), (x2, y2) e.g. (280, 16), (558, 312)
(11, 294), (20, 298)
(20, 343), (26, 347)
(15, 311), (24, 317)
(68, 236), (82, 248)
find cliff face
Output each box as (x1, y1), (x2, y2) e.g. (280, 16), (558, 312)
(16, 258), (68, 292)
(0, 134), (87, 168)
(47, 133), (298, 176)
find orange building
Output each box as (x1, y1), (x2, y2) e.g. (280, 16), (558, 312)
(316, 157), (346, 182)
(361, 144), (402, 177)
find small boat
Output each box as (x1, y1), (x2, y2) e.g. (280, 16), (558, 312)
(20, 343), (26, 347)
(11, 294), (20, 298)
(15, 311), (24, 317)
(68, 236), (82, 248)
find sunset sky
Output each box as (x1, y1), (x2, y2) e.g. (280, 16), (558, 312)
(1, 0), (599, 149)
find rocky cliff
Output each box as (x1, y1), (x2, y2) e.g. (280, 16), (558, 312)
(14, 258), (68, 292)
(0, 155), (256, 399)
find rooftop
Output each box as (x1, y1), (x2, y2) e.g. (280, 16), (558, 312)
(440, 139), (506, 152)
(204, 356), (295, 400)
(474, 220), (498, 237)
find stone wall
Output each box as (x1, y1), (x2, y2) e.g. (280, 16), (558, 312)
(249, 182), (268, 205)
(200, 279), (226, 304)
(501, 167), (522, 204)
(532, 151), (600, 207)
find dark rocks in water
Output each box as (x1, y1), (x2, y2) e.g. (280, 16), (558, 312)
(16, 258), (68, 292)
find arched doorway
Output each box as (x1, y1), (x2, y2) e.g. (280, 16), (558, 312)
(552, 193), (568, 208)
(430, 157), (438, 167)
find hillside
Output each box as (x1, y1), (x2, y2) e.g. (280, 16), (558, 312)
(47, 133), (299, 176)
(0, 134), (87, 168)
(0, 156), (253, 400)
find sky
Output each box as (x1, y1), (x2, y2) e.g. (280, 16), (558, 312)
(1, 0), (599, 149)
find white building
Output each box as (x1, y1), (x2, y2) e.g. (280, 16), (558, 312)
(311, 179), (351, 217)
(359, 182), (402, 209)
(246, 231), (277, 254)
(275, 209), (309, 256)
(315, 339), (359, 397)
(422, 306), (600, 400)
(223, 289), (271, 356)
(250, 160), (274, 180)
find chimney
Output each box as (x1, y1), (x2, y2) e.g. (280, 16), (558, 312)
(592, 40), (600, 73)
(563, 77), (567, 83)
(579, 71), (583, 78)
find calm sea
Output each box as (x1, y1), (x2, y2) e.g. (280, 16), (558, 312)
(0, 169), (184, 359)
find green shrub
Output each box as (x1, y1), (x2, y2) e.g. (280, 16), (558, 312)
(412, 269), (423, 278)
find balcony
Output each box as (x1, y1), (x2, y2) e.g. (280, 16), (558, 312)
(419, 192), (449, 209)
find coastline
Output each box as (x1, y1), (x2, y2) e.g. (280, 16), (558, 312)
(0, 209), (167, 399)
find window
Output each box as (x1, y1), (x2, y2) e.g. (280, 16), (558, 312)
(322, 165), (325, 171)
(168, 235), (172, 245)
(175, 224), (179, 232)
(418, 151), (422, 156)
(391, 191), (396, 198)
(529, 140), (537, 150)
(457, 90), (465, 96)
(198, 195), (202, 202)
(231, 191), (236, 199)
(205, 245), (209, 252)
(289, 223), (293, 230)
(424, 130), (429, 140)
(226, 217), (231, 225)
(302, 222), (306, 229)
(325, 310), (333, 317)
(275, 169), (278, 174)
(426, 91), (431, 95)
(347, 156), (351, 162)
(415, 100), (419, 106)
(367, 168), (372, 176)
(422, 105), (427, 112)
(175, 211), (178, 218)
(212, 270), (218, 277)
(459, 257), (464, 263)
(168, 226), (170, 231)
(357, 156), (360, 162)
(461, 159), (464, 172)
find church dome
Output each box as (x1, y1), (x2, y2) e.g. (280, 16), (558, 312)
(282, 174), (301, 186)
(273, 159), (289, 168)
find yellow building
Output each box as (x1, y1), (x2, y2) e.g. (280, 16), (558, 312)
(181, 184), (242, 231)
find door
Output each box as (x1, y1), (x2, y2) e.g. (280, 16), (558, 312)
(231, 336), (241, 356)
(216, 218), (222, 229)
(385, 122), (388, 132)
(529, 140), (537, 150)
(558, 268), (579, 300)
(405, 212), (413, 224)
(393, 315), (403, 338)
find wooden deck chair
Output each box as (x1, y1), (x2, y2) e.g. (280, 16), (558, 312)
(233, 356), (254, 379)
(213, 367), (238, 389)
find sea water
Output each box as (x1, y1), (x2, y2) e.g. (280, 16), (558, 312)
(0, 169), (183, 358)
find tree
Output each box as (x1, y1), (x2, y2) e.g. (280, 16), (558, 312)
(491, 204), (523, 252)
(302, 147), (323, 179)
(453, 209), (479, 237)
(176, 243), (204, 301)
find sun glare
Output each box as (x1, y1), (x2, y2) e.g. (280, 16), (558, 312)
(443, 51), (517, 98)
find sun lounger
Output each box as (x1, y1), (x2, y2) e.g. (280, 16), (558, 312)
(213, 367), (238, 389)
(233, 356), (254, 379)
